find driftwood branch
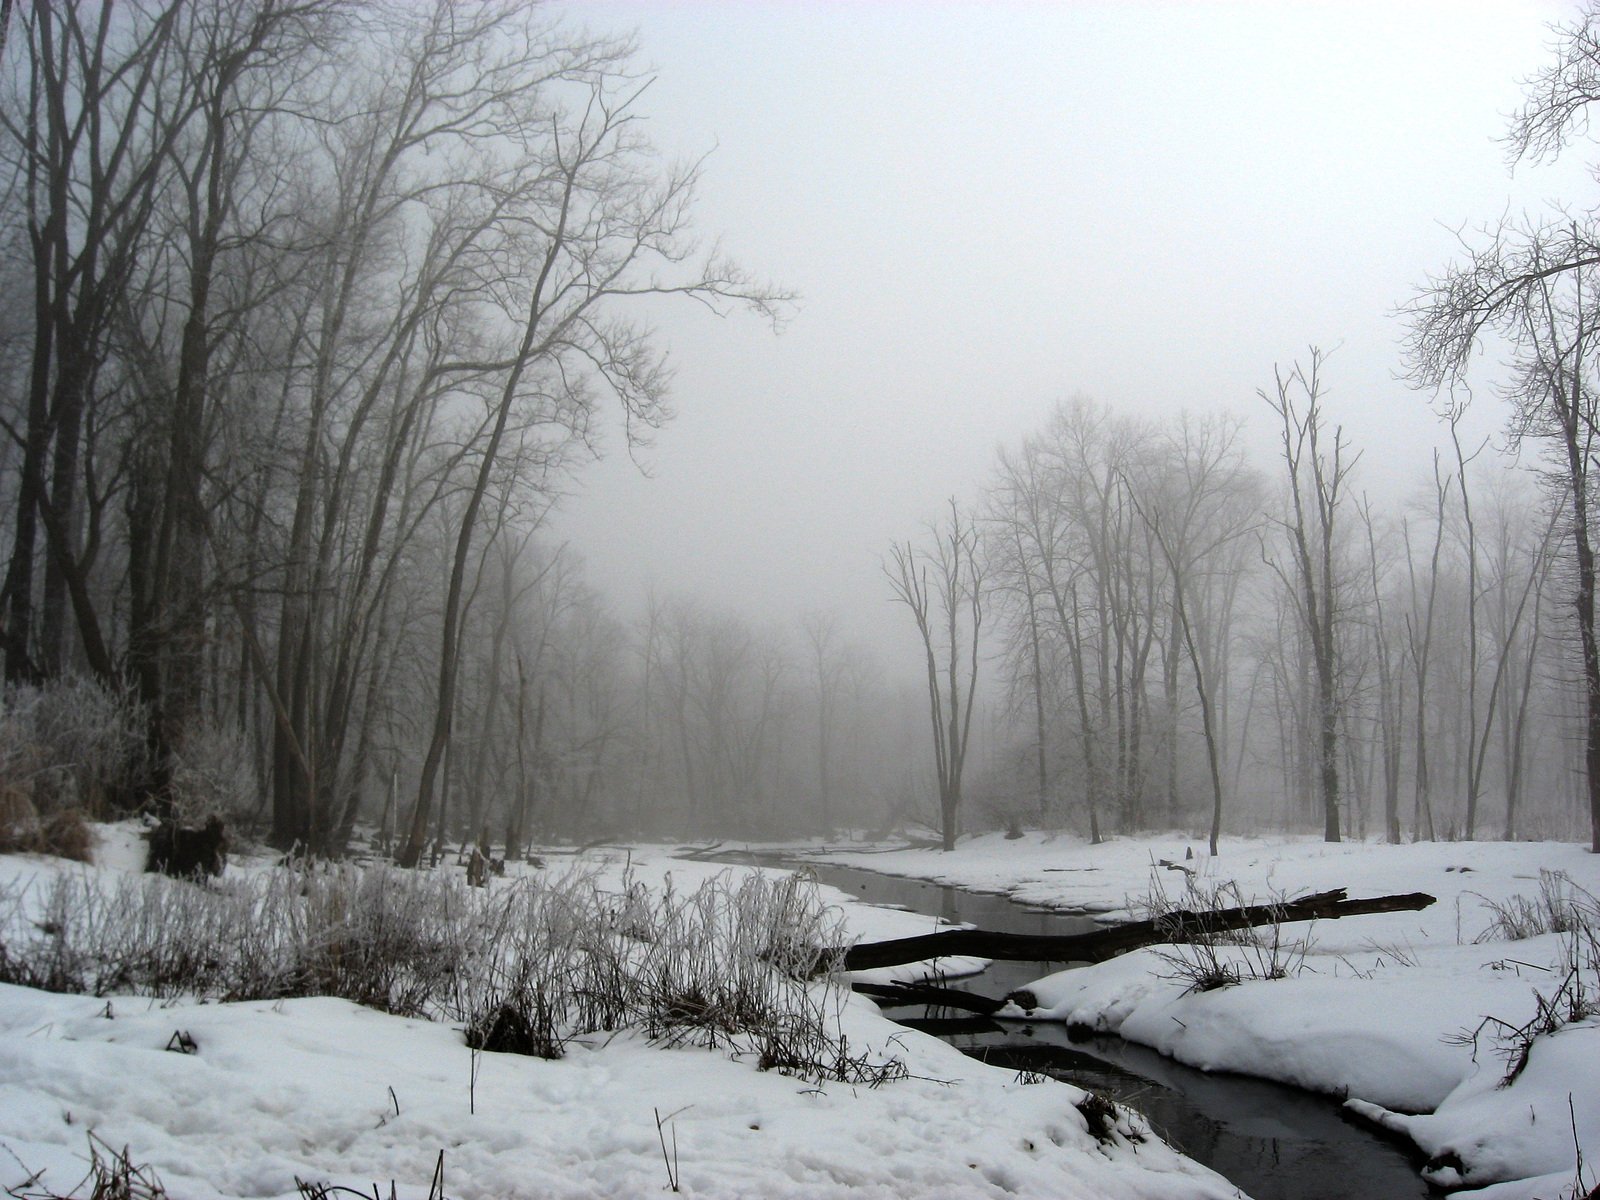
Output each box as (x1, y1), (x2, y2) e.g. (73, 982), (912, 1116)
(842, 888), (1434, 972)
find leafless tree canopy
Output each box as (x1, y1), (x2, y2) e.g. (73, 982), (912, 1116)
(4, 1), (1600, 857)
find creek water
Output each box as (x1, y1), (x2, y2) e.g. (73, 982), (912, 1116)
(801, 859), (1433, 1200)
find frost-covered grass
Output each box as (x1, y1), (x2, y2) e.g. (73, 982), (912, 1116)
(0, 829), (1240, 1200)
(0, 854), (896, 1089)
(814, 830), (1600, 1200)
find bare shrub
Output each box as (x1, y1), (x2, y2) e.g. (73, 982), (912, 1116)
(1452, 879), (1600, 1086)
(241, 864), (482, 1013)
(453, 865), (872, 1081)
(2, 1132), (169, 1199)
(618, 869), (849, 1055)
(38, 808), (94, 862)
(166, 722), (258, 826)
(0, 677), (147, 823)
(0, 861), (895, 1086)
(454, 867), (595, 1059)
(0, 871), (254, 995)
(1138, 871), (1313, 994)
(1475, 871), (1600, 943)
(751, 982), (909, 1087)
(0, 795), (93, 861)
(0, 678), (147, 844)
(0, 784), (38, 852)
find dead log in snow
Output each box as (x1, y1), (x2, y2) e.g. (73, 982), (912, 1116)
(850, 981), (1007, 1016)
(841, 887), (1435, 972)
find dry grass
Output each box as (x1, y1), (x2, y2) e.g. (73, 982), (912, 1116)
(1138, 871), (1313, 994)
(1475, 870), (1600, 943)
(0, 860), (900, 1087)
(0, 796), (94, 863)
(3, 1132), (169, 1199)
(1452, 873), (1600, 1087)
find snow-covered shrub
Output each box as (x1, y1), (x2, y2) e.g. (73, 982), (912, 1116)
(0, 676), (147, 843)
(167, 720), (258, 826)
(460, 869), (596, 1058)
(626, 868), (846, 1051)
(0, 870), (254, 995)
(457, 866), (866, 1079)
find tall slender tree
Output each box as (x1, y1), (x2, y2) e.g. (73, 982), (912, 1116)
(887, 499), (987, 851)
(1262, 351), (1357, 843)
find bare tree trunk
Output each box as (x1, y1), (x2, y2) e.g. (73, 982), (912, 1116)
(1450, 417), (1486, 838)
(1263, 350), (1352, 842)
(886, 499), (986, 852)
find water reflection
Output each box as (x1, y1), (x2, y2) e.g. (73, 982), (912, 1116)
(804, 860), (1432, 1200)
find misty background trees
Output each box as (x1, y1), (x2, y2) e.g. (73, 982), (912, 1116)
(4, 0), (1600, 859)
(963, 383), (1581, 852)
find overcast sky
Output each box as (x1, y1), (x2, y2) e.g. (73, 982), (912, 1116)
(549, 0), (1592, 667)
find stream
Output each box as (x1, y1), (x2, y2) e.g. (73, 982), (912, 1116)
(801, 859), (1433, 1200)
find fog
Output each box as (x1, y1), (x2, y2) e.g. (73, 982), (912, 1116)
(9, 0), (1600, 853)
(554, 0), (1589, 664)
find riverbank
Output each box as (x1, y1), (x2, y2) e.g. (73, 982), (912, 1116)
(811, 832), (1600, 1200)
(0, 828), (1238, 1200)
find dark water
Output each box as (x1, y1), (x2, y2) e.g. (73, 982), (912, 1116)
(800, 859), (1433, 1200)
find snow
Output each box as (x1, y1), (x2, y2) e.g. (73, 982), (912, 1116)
(0, 985), (1236, 1200)
(1347, 1018), (1600, 1193)
(814, 832), (1600, 1199)
(0, 828), (1239, 1200)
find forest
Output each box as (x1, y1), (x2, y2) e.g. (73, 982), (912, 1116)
(3, 0), (1600, 868)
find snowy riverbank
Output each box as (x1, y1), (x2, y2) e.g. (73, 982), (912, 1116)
(814, 832), (1600, 1200)
(0, 829), (1238, 1200)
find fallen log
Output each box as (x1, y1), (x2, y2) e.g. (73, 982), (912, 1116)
(841, 887), (1435, 972)
(850, 980), (1007, 1016)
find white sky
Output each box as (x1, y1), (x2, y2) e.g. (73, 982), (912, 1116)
(550, 0), (1593, 666)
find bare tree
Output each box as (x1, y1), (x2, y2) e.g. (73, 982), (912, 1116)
(1262, 350), (1358, 842)
(0, 0), (799, 857)
(1447, 411), (1497, 839)
(986, 402), (1162, 842)
(1, 1), (187, 689)
(1358, 499), (1407, 843)
(1502, 496), (1560, 839)
(988, 440), (1059, 824)
(1405, 10), (1600, 848)
(1123, 414), (1260, 854)
(886, 498), (987, 851)
(801, 612), (847, 834)
(394, 8), (789, 865)
(1400, 455), (1453, 841)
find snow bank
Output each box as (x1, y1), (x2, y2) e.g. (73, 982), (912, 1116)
(818, 832), (1600, 1197)
(0, 983), (1244, 1200)
(0, 833), (1241, 1200)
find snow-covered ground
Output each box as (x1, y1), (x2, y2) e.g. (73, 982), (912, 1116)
(0, 830), (1240, 1200)
(813, 832), (1600, 1200)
